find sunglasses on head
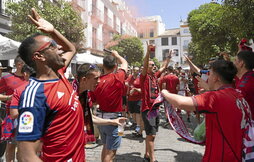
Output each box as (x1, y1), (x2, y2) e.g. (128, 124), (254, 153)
(35, 40), (58, 53)
(85, 64), (98, 75)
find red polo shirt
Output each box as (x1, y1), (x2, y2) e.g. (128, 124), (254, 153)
(193, 87), (248, 162)
(161, 74), (179, 94)
(93, 69), (126, 112)
(140, 71), (160, 112)
(127, 75), (141, 101)
(0, 73), (27, 114)
(235, 71), (254, 118)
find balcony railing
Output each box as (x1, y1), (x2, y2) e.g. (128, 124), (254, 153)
(91, 5), (102, 22)
(92, 38), (103, 51)
(104, 15), (113, 28)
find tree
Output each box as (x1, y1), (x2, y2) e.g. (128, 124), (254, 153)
(223, 0), (254, 38)
(187, 3), (238, 64)
(6, 0), (85, 45)
(106, 35), (144, 65)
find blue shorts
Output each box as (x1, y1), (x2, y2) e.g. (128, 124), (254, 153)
(98, 125), (122, 150)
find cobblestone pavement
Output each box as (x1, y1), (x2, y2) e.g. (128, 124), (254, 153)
(86, 111), (205, 162)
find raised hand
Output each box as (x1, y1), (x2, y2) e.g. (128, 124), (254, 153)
(28, 8), (54, 33)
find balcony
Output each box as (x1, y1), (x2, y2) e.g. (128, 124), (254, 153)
(91, 5), (103, 23)
(92, 38), (103, 51)
(103, 15), (114, 32)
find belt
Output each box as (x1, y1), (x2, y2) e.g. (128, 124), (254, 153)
(96, 111), (122, 119)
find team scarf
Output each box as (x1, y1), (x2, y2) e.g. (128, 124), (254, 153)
(148, 94), (205, 145)
(79, 91), (96, 143)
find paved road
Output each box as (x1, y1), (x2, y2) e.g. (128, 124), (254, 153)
(0, 111), (204, 162)
(86, 111), (205, 162)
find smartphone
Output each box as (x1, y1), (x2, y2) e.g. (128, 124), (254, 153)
(103, 49), (112, 54)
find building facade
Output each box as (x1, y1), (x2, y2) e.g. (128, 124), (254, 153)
(137, 17), (192, 67)
(71, 0), (138, 56)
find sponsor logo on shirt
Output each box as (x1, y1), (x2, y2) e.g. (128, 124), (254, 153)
(67, 158), (72, 162)
(18, 111), (34, 133)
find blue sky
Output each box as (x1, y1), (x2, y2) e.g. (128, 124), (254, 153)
(125, 0), (212, 29)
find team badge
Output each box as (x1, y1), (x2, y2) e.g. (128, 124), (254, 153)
(18, 111), (34, 133)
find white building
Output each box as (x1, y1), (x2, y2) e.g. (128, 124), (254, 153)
(137, 17), (192, 67)
(72, 0), (137, 56)
(0, 0), (13, 35)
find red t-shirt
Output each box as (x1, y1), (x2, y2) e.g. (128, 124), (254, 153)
(161, 74), (179, 94)
(193, 87), (248, 162)
(140, 71), (160, 112)
(235, 71), (254, 118)
(93, 69), (126, 112)
(10, 68), (85, 162)
(0, 73), (27, 113)
(127, 75), (141, 101)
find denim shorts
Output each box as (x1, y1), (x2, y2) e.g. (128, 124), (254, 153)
(97, 125), (122, 150)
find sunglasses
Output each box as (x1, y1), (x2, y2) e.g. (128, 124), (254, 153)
(85, 64), (98, 76)
(35, 40), (58, 53)
(150, 64), (155, 67)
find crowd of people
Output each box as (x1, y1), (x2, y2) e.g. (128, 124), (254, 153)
(0, 8), (254, 162)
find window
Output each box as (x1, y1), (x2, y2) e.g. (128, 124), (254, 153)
(139, 33), (144, 38)
(162, 49), (169, 60)
(172, 37), (177, 45)
(150, 29), (154, 37)
(149, 40), (155, 45)
(183, 40), (189, 51)
(161, 38), (168, 46)
(183, 29), (189, 33)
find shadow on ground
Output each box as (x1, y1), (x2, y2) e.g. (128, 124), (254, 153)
(154, 148), (203, 162)
(114, 152), (143, 162)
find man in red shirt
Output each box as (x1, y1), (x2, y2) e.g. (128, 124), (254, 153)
(140, 43), (171, 162)
(127, 66), (143, 136)
(9, 8), (86, 161)
(0, 55), (26, 162)
(162, 60), (249, 161)
(161, 66), (179, 94)
(234, 50), (254, 118)
(93, 50), (128, 162)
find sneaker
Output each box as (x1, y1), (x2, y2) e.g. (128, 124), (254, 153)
(135, 126), (140, 133)
(143, 155), (150, 162)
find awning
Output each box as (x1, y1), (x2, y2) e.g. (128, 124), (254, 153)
(73, 53), (103, 64)
(0, 34), (20, 60)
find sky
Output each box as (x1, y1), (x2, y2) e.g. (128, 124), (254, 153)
(124, 0), (212, 29)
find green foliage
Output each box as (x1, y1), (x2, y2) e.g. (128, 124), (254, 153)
(6, 0), (85, 44)
(109, 35), (144, 65)
(188, 1), (254, 64)
(188, 3), (239, 64)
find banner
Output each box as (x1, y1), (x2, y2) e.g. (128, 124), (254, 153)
(149, 95), (205, 145)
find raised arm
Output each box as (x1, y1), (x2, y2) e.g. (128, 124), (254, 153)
(142, 42), (152, 76)
(158, 51), (171, 74)
(28, 8), (76, 67)
(184, 55), (200, 75)
(18, 140), (42, 162)
(111, 50), (128, 72)
(161, 89), (195, 112)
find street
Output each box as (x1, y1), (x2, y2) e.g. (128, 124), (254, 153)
(86, 111), (205, 162)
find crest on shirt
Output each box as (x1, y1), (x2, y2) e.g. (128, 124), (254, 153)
(18, 111), (34, 133)
(57, 91), (65, 99)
